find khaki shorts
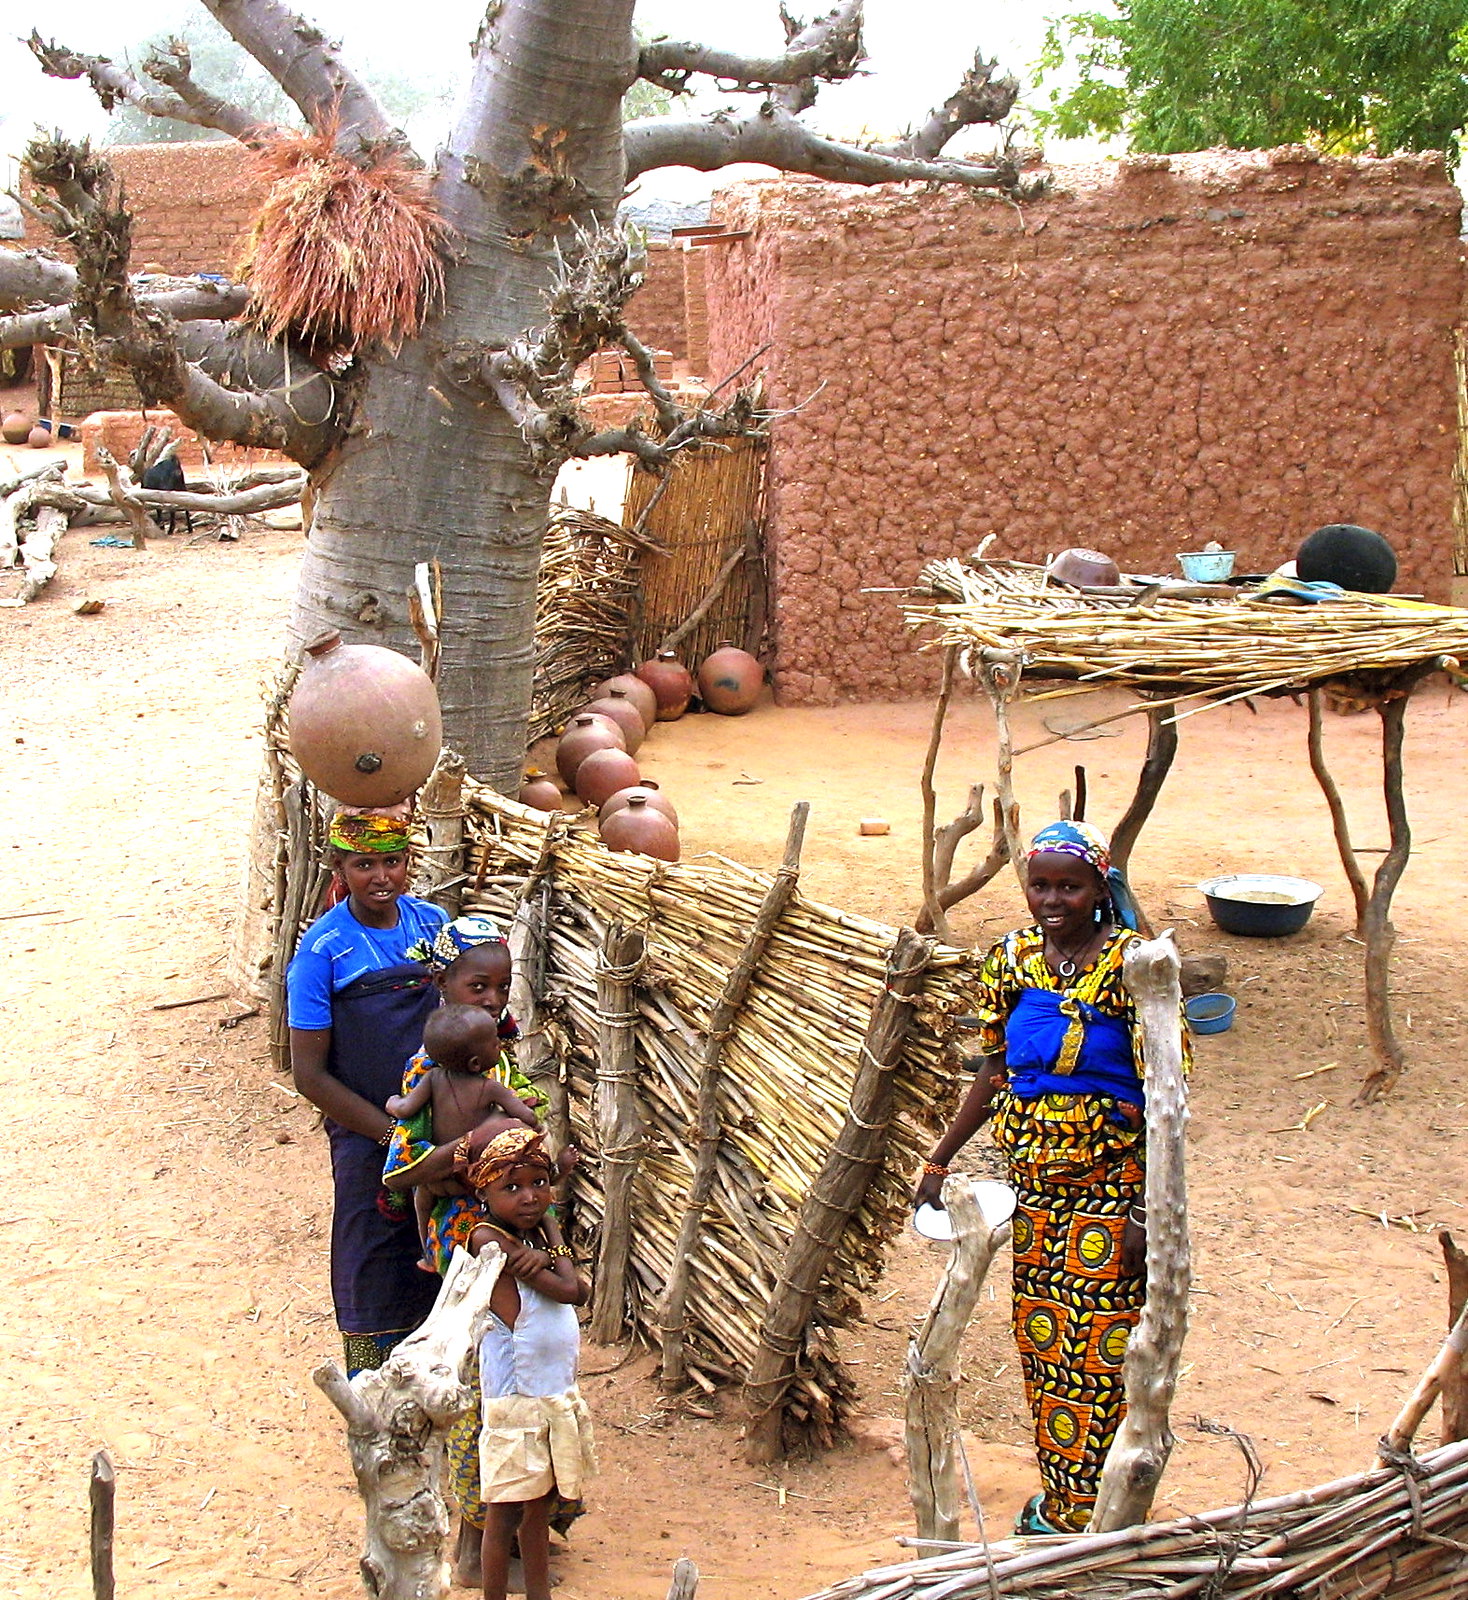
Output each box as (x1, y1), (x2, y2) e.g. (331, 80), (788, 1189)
(478, 1388), (597, 1505)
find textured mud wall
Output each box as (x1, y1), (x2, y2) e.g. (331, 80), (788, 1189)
(704, 151), (1465, 704)
(629, 242), (689, 361)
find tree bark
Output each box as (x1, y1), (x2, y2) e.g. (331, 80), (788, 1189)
(1306, 689), (1370, 935)
(412, 749), (467, 915)
(1090, 932), (1190, 1533)
(1110, 705), (1178, 877)
(903, 1178), (1012, 1541)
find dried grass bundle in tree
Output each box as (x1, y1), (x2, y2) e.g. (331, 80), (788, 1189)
(239, 128), (450, 352)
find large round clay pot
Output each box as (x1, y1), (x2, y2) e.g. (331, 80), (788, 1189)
(518, 771), (563, 812)
(579, 691), (646, 755)
(288, 630), (443, 806)
(1, 412), (33, 446)
(600, 782), (679, 830)
(574, 747), (641, 808)
(1296, 523), (1397, 594)
(556, 713), (625, 786)
(27, 425), (51, 449)
(593, 673), (658, 729)
(697, 645), (764, 715)
(599, 795), (679, 861)
(636, 651), (694, 720)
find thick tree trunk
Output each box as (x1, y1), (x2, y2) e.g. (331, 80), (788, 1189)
(287, 0), (637, 787)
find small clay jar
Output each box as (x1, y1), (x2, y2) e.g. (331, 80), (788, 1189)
(1, 412), (33, 446)
(636, 650), (694, 720)
(697, 644), (763, 715)
(574, 746), (641, 808)
(556, 713), (625, 786)
(599, 794), (679, 861)
(599, 782), (678, 830)
(593, 673), (658, 729)
(27, 424), (51, 449)
(518, 771), (563, 812)
(579, 691), (646, 755)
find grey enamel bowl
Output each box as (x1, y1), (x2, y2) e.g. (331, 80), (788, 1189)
(1198, 874), (1323, 937)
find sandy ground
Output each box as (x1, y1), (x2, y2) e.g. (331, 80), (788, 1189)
(2, 520), (1466, 1598)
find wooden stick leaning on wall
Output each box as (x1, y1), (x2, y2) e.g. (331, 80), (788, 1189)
(659, 544), (745, 655)
(659, 802), (811, 1390)
(590, 922), (648, 1345)
(979, 650), (1027, 890)
(1378, 1298), (1468, 1463)
(269, 776), (328, 1077)
(1306, 689), (1370, 936)
(1091, 931), (1190, 1533)
(743, 926), (934, 1463)
(413, 747), (466, 916)
(90, 1450), (115, 1600)
(1441, 1229), (1468, 1446)
(904, 1178), (1012, 1542)
(918, 647), (960, 942)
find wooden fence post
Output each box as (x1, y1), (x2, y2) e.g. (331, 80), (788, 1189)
(743, 926), (933, 1462)
(590, 922), (647, 1344)
(90, 1450), (115, 1600)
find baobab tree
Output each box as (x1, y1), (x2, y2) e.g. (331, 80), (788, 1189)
(3, 0), (1031, 783)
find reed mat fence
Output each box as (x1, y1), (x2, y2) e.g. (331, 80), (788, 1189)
(623, 435), (766, 665)
(906, 555), (1468, 706)
(459, 786), (976, 1444)
(797, 1437), (1468, 1599)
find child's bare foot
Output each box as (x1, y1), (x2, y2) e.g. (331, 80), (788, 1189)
(415, 1257), (437, 1275)
(452, 1518), (482, 1586)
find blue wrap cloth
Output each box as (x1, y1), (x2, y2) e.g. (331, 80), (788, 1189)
(1004, 986), (1143, 1106)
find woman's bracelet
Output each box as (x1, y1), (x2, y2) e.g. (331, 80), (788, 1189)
(923, 1161), (951, 1177)
(377, 1128), (393, 1148)
(546, 1243), (573, 1260)
(1127, 1204), (1147, 1224)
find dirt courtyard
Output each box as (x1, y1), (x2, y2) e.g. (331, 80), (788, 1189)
(2, 523), (1465, 1598)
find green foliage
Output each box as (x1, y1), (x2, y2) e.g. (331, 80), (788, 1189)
(1034, 0), (1468, 159)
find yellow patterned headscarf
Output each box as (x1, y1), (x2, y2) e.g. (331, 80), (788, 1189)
(460, 1127), (552, 1195)
(329, 810), (411, 854)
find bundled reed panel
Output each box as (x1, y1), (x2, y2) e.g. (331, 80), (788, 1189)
(624, 437), (766, 665)
(460, 787), (974, 1443)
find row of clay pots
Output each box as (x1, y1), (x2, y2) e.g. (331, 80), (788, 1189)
(2, 412), (54, 449)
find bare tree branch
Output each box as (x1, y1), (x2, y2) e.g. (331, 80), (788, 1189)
(638, 0), (863, 95)
(626, 105), (1037, 191)
(0, 272), (249, 352)
(773, 1), (863, 116)
(25, 31), (283, 147)
(0, 305), (76, 348)
(199, 0), (414, 163)
(869, 53), (1020, 159)
(0, 248), (78, 311)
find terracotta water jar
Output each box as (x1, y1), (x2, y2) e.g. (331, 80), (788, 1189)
(574, 747), (641, 808)
(599, 782), (678, 830)
(518, 772), (563, 812)
(1, 412), (33, 446)
(636, 651), (694, 720)
(27, 425), (51, 449)
(593, 673), (658, 730)
(579, 691), (646, 754)
(599, 794), (679, 861)
(288, 630), (443, 806)
(697, 645), (763, 715)
(556, 713), (625, 786)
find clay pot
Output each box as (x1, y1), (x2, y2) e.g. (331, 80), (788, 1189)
(636, 651), (694, 720)
(556, 713), (625, 786)
(288, 630), (443, 806)
(518, 772), (563, 812)
(579, 691), (646, 755)
(593, 673), (658, 730)
(697, 645), (764, 715)
(1047, 547), (1120, 588)
(27, 425), (51, 449)
(575, 747), (641, 808)
(600, 782), (679, 830)
(1, 412), (33, 446)
(599, 794), (679, 861)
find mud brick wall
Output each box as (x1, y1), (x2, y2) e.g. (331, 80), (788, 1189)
(629, 242), (690, 361)
(704, 151), (1465, 704)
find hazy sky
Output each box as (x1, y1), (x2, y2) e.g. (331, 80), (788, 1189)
(3, 1), (1099, 192)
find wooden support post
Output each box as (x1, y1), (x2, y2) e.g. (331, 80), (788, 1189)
(903, 1179), (1012, 1541)
(1440, 1230), (1468, 1446)
(511, 880), (567, 1151)
(919, 647), (960, 942)
(590, 923), (647, 1344)
(660, 803), (810, 1388)
(1091, 932), (1190, 1532)
(743, 927), (933, 1463)
(413, 748), (467, 916)
(1356, 694), (1413, 1104)
(95, 446), (162, 547)
(315, 1246), (503, 1600)
(90, 1450), (115, 1600)
(1306, 689), (1370, 935)
(979, 651), (1026, 891)
(1378, 1299), (1468, 1462)
(1110, 705), (1178, 876)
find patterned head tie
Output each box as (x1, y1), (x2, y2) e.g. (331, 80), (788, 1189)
(461, 1127), (553, 1194)
(429, 913), (507, 972)
(329, 807), (412, 855)
(1026, 819), (1112, 878)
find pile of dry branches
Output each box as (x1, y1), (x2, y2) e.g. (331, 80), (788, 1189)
(797, 1437), (1468, 1598)
(459, 787), (975, 1439)
(906, 556), (1468, 704)
(529, 505), (661, 743)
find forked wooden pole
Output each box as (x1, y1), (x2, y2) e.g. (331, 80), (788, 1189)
(919, 647), (960, 942)
(659, 803), (810, 1388)
(1091, 932), (1190, 1532)
(1441, 1230), (1468, 1446)
(1378, 1300), (1468, 1462)
(980, 650), (1026, 890)
(904, 1178), (1012, 1541)
(1306, 689), (1369, 935)
(1356, 694), (1412, 1104)
(1110, 705), (1178, 877)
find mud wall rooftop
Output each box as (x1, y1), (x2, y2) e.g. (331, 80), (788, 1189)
(703, 150), (1465, 704)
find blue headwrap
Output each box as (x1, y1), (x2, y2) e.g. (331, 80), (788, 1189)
(428, 914), (507, 972)
(1027, 820), (1141, 932)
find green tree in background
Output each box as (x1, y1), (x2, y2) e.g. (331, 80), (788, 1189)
(1034, 0), (1468, 159)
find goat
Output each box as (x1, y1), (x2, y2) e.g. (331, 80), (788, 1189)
(140, 453), (193, 535)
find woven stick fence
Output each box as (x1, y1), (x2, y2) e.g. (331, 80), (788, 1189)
(459, 786), (974, 1445)
(796, 1437), (1468, 1599)
(623, 436), (766, 665)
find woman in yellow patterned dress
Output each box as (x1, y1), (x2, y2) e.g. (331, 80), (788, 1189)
(915, 820), (1182, 1536)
